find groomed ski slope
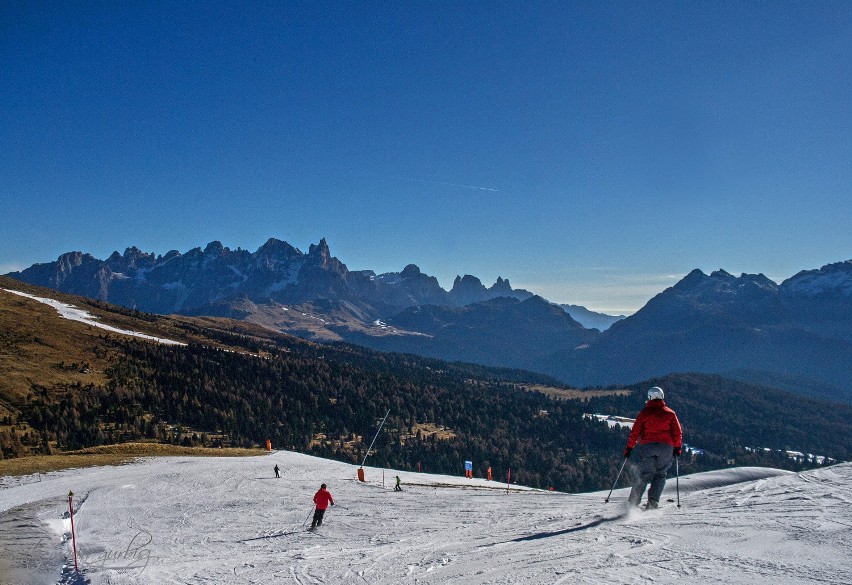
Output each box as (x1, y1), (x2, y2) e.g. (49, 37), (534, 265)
(1, 452), (850, 585)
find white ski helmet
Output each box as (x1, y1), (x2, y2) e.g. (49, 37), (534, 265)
(647, 386), (665, 401)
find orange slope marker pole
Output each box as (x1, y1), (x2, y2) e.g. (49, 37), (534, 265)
(68, 491), (79, 573)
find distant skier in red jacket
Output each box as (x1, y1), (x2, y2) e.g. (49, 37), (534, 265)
(310, 483), (334, 528)
(623, 386), (683, 509)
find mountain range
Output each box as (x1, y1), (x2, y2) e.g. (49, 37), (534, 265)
(7, 238), (536, 315)
(7, 239), (851, 403)
(551, 264), (852, 401)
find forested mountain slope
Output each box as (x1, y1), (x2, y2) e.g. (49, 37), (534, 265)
(2, 278), (848, 493)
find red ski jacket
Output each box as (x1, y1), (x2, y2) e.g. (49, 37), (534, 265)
(313, 488), (334, 510)
(626, 399), (683, 449)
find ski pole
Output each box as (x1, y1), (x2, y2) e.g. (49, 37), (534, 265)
(676, 457), (681, 508)
(604, 458), (628, 503)
(302, 508), (313, 527)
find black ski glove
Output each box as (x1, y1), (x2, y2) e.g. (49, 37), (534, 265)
(623, 447), (632, 459)
(673, 446), (682, 457)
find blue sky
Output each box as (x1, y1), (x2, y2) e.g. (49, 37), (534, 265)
(2, 2), (850, 314)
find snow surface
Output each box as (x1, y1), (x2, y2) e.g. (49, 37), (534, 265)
(784, 268), (852, 297)
(1, 452), (850, 584)
(266, 262), (304, 294)
(3, 289), (186, 346)
(584, 413), (635, 429)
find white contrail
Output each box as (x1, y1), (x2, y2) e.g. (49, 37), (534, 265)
(399, 177), (501, 192)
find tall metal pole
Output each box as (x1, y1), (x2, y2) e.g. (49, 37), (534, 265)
(361, 408), (391, 468)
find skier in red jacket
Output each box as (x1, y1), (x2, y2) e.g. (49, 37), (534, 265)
(623, 386), (683, 509)
(310, 483), (334, 528)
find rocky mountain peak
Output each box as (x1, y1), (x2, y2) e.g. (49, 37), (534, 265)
(113, 246), (156, 270)
(124, 246), (147, 259)
(305, 238), (347, 277)
(257, 238), (300, 255)
(308, 238), (331, 260)
(255, 239), (302, 270)
(671, 268), (779, 298)
(491, 276), (512, 294)
(673, 268), (708, 289)
(452, 274), (484, 290)
(57, 252), (96, 274)
(745, 273), (778, 291)
(204, 241), (225, 256)
(401, 264), (422, 278)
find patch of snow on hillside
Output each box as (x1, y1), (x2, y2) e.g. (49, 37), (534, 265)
(584, 413), (634, 429)
(267, 262), (303, 294)
(160, 281), (186, 290)
(228, 265), (248, 285)
(785, 271), (852, 297)
(374, 273), (404, 285)
(747, 446), (835, 465)
(3, 289), (186, 346)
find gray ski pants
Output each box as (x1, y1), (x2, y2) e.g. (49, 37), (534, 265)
(628, 442), (673, 505)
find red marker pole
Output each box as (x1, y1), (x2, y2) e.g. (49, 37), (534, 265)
(68, 491), (79, 573)
(506, 468), (511, 495)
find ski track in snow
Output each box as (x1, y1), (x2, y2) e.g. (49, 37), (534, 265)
(1, 454), (851, 585)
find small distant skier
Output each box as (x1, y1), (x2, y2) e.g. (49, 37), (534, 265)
(394, 475), (402, 491)
(623, 386), (683, 510)
(274, 464), (280, 478)
(311, 483), (334, 529)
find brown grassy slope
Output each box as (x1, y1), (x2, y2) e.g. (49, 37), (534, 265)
(0, 275), (295, 403)
(520, 384), (631, 401)
(0, 274), (289, 349)
(0, 276), (284, 467)
(0, 279), (116, 405)
(0, 442), (266, 477)
(0, 276), (304, 454)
